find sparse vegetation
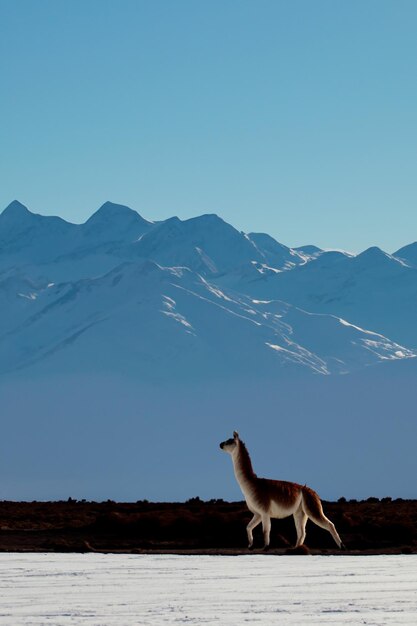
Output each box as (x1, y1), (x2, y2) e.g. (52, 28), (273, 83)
(0, 498), (416, 554)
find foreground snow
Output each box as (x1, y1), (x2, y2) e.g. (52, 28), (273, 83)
(1, 554), (416, 625)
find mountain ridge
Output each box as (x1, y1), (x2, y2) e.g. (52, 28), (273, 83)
(1, 199), (416, 379)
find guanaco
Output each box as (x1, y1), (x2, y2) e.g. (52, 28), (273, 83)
(220, 431), (343, 550)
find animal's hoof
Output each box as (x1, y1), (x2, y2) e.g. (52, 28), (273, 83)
(248, 545), (254, 551)
(262, 544), (270, 552)
(340, 542), (347, 551)
(285, 545), (310, 555)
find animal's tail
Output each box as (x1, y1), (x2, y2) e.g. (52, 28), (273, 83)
(301, 486), (344, 549)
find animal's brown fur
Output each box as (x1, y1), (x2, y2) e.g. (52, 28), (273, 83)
(301, 485), (326, 520)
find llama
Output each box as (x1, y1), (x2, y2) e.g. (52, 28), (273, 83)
(219, 431), (343, 550)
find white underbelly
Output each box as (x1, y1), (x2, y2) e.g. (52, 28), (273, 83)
(269, 500), (297, 519)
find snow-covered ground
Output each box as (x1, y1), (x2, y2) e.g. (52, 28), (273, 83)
(1, 554), (416, 625)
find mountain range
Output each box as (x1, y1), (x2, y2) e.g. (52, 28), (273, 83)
(1, 199), (416, 379)
(1, 200), (416, 501)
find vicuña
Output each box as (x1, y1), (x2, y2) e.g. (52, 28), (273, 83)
(219, 431), (343, 550)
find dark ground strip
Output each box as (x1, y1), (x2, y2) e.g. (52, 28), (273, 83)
(0, 498), (415, 554)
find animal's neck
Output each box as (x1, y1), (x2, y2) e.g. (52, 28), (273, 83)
(232, 441), (257, 490)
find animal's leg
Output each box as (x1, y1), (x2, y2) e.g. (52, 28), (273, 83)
(293, 508), (308, 547)
(309, 514), (343, 548)
(301, 490), (344, 549)
(261, 515), (271, 550)
(246, 513), (261, 549)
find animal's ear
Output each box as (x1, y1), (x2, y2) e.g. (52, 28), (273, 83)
(233, 431), (239, 440)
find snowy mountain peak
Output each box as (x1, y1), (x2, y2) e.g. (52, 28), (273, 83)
(86, 201), (151, 226)
(353, 246), (406, 268)
(132, 212), (261, 275)
(294, 245), (323, 256)
(357, 246), (386, 258)
(393, 242), (417, 267)
(1, 200), (34, 222)
(81, 201), (153, 243)
(186, 213), (227, 228)
(158, 216), (182, 228)
(247, 232), (305, 269)
(0, 201), (75, 232)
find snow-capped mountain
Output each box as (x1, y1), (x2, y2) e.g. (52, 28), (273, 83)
(394, 241), (417, 267)
(81, 201), (153, 244)
(0, 200), (414, 380)
(0, 201), (154, 282)
(0, 202), (303, 282)
(0, 200), (77, 265)
(222, 244), (417, 349)
(2, 259), (411, 380)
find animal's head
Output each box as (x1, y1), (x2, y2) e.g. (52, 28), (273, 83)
(219, 431), (240, 455)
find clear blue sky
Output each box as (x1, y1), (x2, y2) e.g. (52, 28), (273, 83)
(1, 0), (417, 252)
